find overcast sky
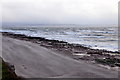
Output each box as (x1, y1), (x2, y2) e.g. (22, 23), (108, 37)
(2, 0), (119, 25)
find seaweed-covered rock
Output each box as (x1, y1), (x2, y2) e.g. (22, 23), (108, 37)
(87, 51), (102, 55)
(95, 57), (120, 67)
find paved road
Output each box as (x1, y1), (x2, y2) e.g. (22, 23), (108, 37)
(2, 36), (118, 78)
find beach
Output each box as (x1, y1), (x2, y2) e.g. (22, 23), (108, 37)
(1, 32), (119, 78)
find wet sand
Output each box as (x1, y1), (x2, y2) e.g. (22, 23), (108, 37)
(1, 32), (119, 78)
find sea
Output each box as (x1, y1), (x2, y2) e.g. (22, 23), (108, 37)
(1, 24), (118, 52)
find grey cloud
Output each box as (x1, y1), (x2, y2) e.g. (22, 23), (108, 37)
(2, 0), (118, 25)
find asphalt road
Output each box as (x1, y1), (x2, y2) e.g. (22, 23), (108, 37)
(2, 36), (118, 78)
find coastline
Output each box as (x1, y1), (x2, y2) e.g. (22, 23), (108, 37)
(1, 32), (120, 78)
(2, 32), (120, 68)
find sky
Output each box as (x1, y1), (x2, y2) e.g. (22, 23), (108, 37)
(1, 0), (119, 25)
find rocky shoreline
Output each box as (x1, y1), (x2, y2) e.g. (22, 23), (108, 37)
(2, 32), (120, 68)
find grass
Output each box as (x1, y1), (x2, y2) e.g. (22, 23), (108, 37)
(0, 57), (22, 80)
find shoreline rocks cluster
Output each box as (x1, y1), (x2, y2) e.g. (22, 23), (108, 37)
(2, 32), (120, 68)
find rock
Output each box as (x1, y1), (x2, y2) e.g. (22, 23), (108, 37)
(5, 62), (15, 73)
(115, 63), (120, 67)
(87, 51), (102, 55)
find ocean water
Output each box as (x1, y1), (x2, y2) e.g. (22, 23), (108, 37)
(1, 25), (118, 52)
